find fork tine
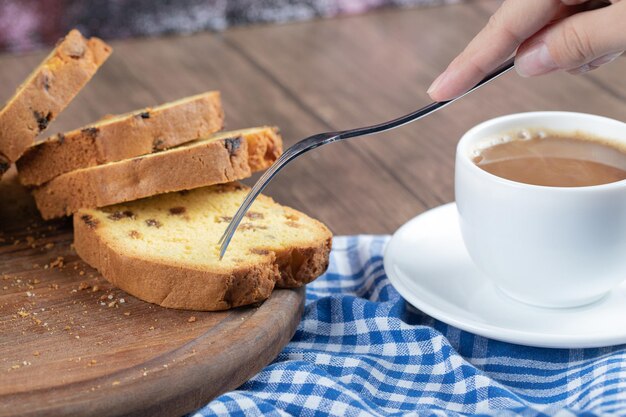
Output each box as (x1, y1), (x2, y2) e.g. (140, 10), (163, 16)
(218, 134), (336, 259)
(217, 57), (516, 259)
(217, 163), (275, 246)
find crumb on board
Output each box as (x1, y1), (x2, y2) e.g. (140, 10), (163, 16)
(45, 256), (64, 270)
(51, 256), (64, 268)
(187, 316), (197, 323)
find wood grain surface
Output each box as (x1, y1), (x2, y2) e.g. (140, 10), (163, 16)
(0, 168), (304, 417)
(0, 1), (623, 234)
(0, 1), (625, 416)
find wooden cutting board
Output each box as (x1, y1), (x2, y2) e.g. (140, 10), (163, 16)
(0, 169), (305, 417)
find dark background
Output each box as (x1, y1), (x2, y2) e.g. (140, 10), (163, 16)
(0, 0), (456, 52)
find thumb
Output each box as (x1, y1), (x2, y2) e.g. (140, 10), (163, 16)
(515, 1), (626, 77)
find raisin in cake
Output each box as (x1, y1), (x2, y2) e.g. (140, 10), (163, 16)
(0, 29), (111, 163)
(32, 127), (282, 219)
(0, 155), (9, 180)
(74, 183), (332, 311)
(17, 91), (224, 186)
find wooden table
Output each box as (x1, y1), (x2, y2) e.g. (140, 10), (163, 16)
(1, 0), (624, 235)
(0, 1), (625, 415)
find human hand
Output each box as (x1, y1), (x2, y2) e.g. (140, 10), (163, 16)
(427, 0), (625, 101)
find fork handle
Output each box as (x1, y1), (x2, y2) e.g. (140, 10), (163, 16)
(339, 57), (515, 141)
(219, 57), (516, 258)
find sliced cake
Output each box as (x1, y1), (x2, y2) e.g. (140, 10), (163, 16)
(74, 182), (332, 311)
(33, 127), (282, 219)
(0, 29), (111, 163)
(17, 91), (224, 186)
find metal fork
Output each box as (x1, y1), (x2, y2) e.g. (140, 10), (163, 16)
(219, 57), (515, 258)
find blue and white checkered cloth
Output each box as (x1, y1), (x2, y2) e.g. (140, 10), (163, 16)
(192, 235), (626, 417)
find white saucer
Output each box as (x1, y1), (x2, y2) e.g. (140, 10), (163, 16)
(384, 203), (626, 348)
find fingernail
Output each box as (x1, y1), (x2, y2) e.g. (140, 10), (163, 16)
(515, 42), (559, 77)
(568, 63), (593, 75)
(427, 72), (446, 95)
(589, 51), (623, 67)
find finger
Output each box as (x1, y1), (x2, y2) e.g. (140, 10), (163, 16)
(428, 0), (566, 101)
(572, 0), (616, 7)
(515, 1), (626, 76)
(566, 50), (624, 74)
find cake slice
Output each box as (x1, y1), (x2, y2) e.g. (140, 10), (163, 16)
(17, 91), (224, 186)
(74, 182), (332, 311)
(0, 29), (111, 163)
(32, 127), (282, 219)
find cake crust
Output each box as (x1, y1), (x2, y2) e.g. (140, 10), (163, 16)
(32, 127), (282, 219)
(17, 91), (224, 186)
(73, 183), (332, 311)
(0, 29), (111, 162)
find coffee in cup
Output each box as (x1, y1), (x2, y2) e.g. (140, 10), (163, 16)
(472, 131), (626, 187)
(455, 112), (626, 308)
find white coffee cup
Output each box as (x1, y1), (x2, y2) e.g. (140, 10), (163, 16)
(455, 112), (626, 308)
